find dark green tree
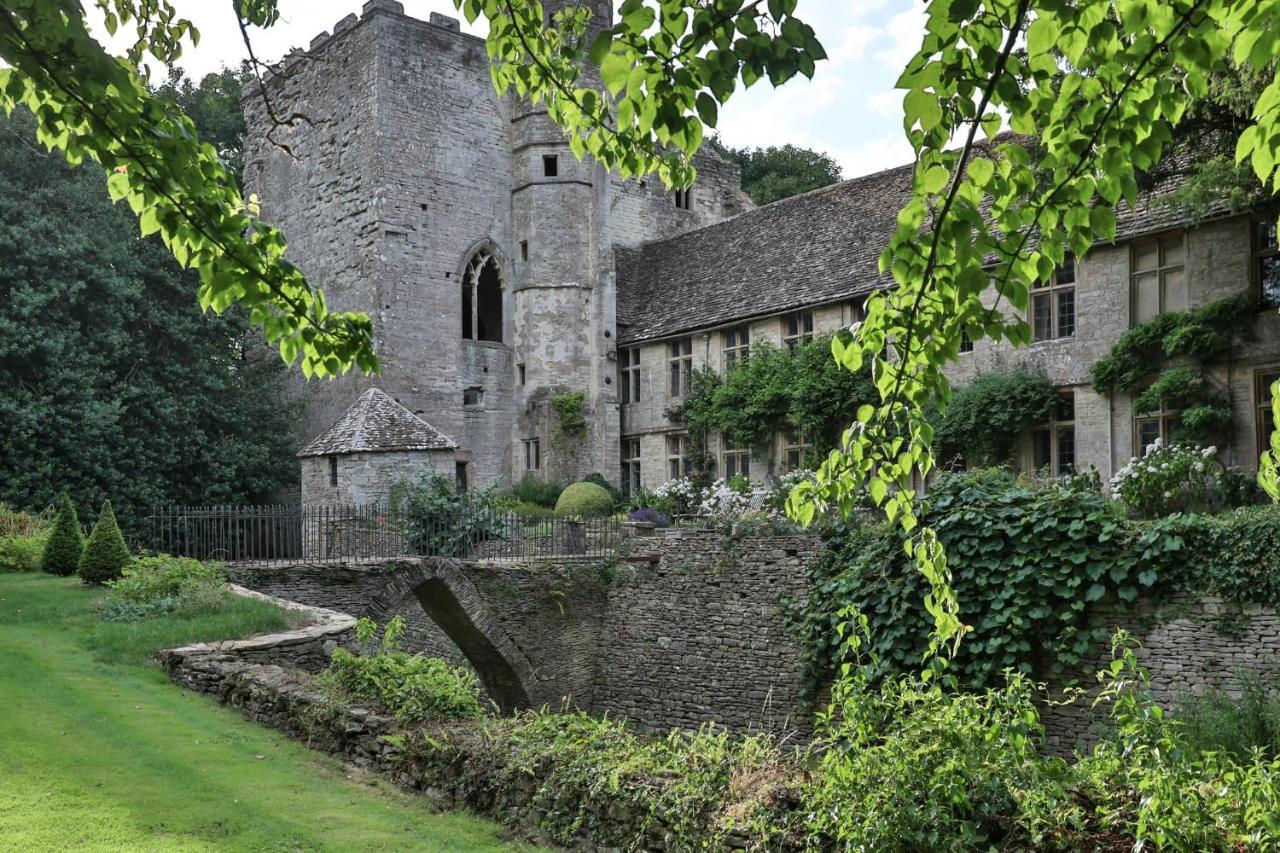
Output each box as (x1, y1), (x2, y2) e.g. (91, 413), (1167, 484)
(154, 65), (250, 182)
(78, 500), (131, 585)
(0, 108), (299, 536)
(710, 137), (843, 206)
(39, 493), (84, 577)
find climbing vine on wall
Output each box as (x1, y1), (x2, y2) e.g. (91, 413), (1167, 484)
(550, 391), (588, 450)
(665, 333), (875, 476)
(787, 469), (1187, 696)
(932, 370), (1059, 467)
(1090, 294), (1257, 445)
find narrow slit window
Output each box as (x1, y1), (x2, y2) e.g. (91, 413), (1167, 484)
(722, 325), (750, 369)
(1030, 390), (1075, 476)
(782, 311), (814, 351)
(619, 348), (640, 404)
(1031, 254), (1076, 341)
(328, 456), (338, 487)
(520, 240), (528, 262)
(621, 437), (642, 496)
(523, 438), (541, 471)
(668, 337), (692, 397)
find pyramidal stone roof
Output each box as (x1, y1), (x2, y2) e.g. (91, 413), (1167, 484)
(298, 388), (457, 457)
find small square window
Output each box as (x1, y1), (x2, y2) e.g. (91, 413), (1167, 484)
(542, 155), (558, 177)
(463, 387), (483, 407)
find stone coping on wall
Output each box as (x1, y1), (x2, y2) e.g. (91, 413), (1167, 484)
(159, 585), (357, 673)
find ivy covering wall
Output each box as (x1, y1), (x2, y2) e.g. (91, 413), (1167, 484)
(788, 469), (1280, 698)
(1090, 294), (1257, 445)
(666, 332), (876, 475)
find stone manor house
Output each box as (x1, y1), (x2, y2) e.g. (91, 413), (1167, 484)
(249, 0), (1280, 505)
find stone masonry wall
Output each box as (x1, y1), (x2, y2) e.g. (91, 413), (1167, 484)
(598, 533), (820, 735)
(227, 535), (1280, 751)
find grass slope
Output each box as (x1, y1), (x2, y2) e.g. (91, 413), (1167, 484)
(0, 574), (532, 852)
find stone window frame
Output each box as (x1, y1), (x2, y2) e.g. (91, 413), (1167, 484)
(619, 347), (641, 404)
(781, 310), (814, 351)
(523, 438), (540, 471)
(1031, 254), (1076, 342)
(1254, 216), (1280, 308)
(668, 337), (692, 397)
(462, 386), (484, 408)
(460, 243), (505, 343)
(328, 456), (338, 487)
(1130, 232), (1187, 325)
(666, 432), (690, 480)
(1255, 366), (1280, 458)
(621, 437), (642, 496)
(1030, 390), (1075, 476)
(721, 434), (750, 480)
(959, 325), (974, 353)
(722, 325), (750, 370)
(784, 428), (809, 471)
(674, 186), (692, 209)
(542, 154), (558, 177)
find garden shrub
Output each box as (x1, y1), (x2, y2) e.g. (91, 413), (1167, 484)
(0, 533), (46, 572)
(554, 482), (614, 517)
(0, 502), (49, 538)
(392, 474), (507, 557)
(1175, 675), (1280, 762)
(626, 507), (671, 526)
(97, 555), (231, 621)
(78, 499), (131, 585)
(1172, 503), (1280, 604)
(508, 473), (564, 508)
(322, 617), (486, 724)
(805, 623), (1280, 850)
(511, 500), (557, 519)
(399, 711), (806, 849)
(41, 493), (85, 576)
(1109, 439), (1221, 517)
(933, 369), (1059, 467)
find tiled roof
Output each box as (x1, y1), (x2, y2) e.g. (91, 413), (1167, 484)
(615, 144), (1235, 345)
(298, 387), (457, 457)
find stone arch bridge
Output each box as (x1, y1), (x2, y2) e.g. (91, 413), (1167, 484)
(225, 538), (821, 733)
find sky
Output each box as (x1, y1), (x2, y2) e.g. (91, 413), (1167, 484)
(90, 0), (924, 180)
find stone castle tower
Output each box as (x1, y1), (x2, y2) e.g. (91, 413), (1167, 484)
(243, 0), (750, 490)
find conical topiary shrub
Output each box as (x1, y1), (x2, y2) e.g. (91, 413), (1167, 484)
(78, 500), (131, 586)
(40, 493), (85, 576)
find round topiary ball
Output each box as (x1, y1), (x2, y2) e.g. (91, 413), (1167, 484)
(554, 482), (615, 517)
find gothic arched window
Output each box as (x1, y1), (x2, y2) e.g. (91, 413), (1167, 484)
(461, 247), (503, 342)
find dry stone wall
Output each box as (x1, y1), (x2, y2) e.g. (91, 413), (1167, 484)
(226, 534), (1280, 751)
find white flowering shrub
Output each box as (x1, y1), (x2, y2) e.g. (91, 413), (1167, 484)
(650, 477), (700, 516)
(698, 478), (753, 518)
(1109, 439), (1218, 518)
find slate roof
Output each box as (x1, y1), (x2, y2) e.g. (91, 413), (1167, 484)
(615, 144), (1236, 345)
(298, 387), (457, 457)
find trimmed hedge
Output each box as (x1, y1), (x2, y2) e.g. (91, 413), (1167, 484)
(554, 482), (615, 517)
(40, 493), (84, 576)
(78, 500), (131, 585)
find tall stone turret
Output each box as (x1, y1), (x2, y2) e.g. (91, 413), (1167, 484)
(509, 0), (617, 485)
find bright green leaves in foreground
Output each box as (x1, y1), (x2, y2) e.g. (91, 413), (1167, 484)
(455, 0), (824, 188)
(0, 2), (377, 378)
(778, 0), (1280, 653)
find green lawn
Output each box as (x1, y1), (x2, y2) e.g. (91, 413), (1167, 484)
(0, 573), (534, 852)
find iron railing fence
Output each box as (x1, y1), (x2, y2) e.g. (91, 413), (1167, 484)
(140, 504), (623, 564)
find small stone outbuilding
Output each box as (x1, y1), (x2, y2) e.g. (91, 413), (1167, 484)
(298, 387), (458, 507)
